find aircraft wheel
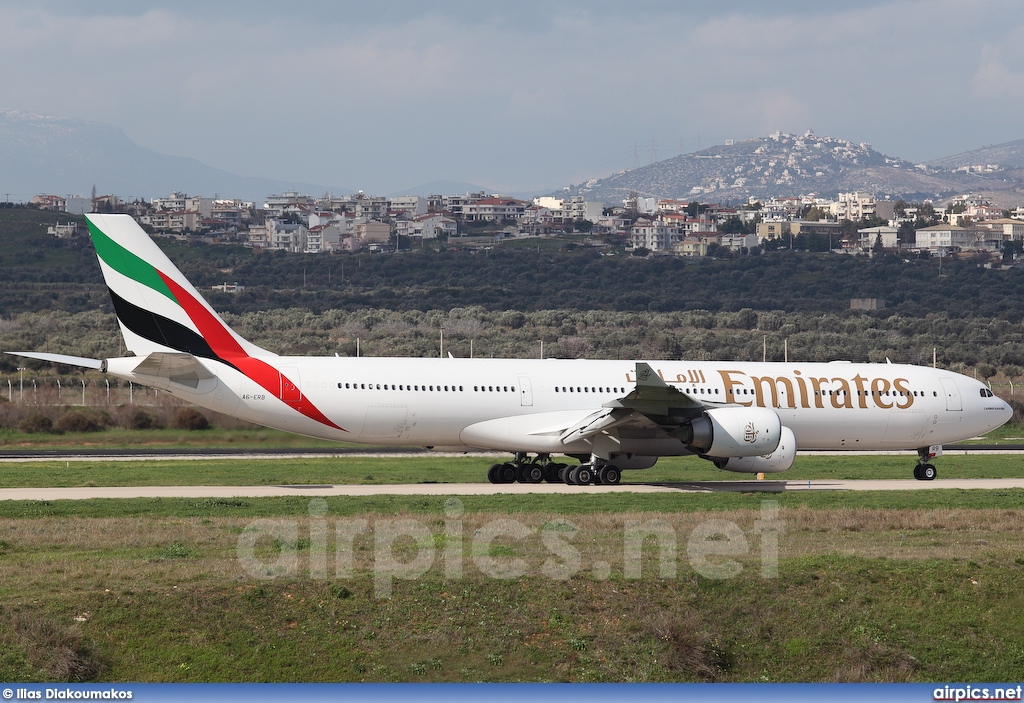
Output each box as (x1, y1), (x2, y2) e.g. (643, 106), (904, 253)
(520, 463), (544, 484)
(543, 463), (563, 483)
(566, 466), (580, 485)
(575, 464), (594, 485)
(557, 464), (569, 483)
(599, 464), (621, 485)
(921, 463), (937, 481)
(499, 463), (517, 483)
(487, 464), (502, 484)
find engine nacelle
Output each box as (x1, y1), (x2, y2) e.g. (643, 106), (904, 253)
(682, 407), (782, 458)
(712, 426), (796, 473)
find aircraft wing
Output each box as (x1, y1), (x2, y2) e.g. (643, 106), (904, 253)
(558, 363), (726, 446)
(462, 362), (715, 453)
(602, 362), (711, 419)
(5, 351), (105, 370)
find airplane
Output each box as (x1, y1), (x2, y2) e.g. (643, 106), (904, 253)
(7, 213), (1014, 484)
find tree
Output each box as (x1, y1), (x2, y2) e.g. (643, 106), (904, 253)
(718, 216), (746, 234)
(898, 221), (916, 247)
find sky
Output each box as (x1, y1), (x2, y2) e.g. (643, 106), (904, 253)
(3, 0), (1024, 195)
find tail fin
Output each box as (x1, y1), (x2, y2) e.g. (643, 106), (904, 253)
(86, 214), (270, 361)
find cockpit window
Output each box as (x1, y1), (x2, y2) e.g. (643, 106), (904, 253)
(980, 388), (995, 398)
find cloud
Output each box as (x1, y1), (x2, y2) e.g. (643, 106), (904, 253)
(3, 0), (1024, 192)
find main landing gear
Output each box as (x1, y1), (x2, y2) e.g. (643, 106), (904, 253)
(913, 446), (938, 481)
(486, 453), (622, 486)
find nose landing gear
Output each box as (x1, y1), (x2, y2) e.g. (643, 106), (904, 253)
(913, 446), (939, 480)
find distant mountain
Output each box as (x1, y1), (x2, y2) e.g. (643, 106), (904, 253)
(0, 109), (346, 203)
(925, 139), (1024, 170)
(566, 131), (1014, 205)
(389, 180), (494, 197)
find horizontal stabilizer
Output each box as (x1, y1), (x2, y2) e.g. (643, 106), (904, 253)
(5, 351), (104, 370)
(131, 352), (215, 381)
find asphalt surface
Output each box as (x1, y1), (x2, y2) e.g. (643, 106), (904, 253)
(0, 444), (1021, 462)
(1, 478), (1023, 501)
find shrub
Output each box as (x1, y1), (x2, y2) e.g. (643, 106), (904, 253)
(4, 609), (105, 681)
(18, 412), (55, 434)
(54, 413), (103, 433)
(170, 407), (210, 430)
(127, 408), (160, 430)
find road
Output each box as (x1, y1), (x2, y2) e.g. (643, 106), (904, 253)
(1, 478), (1024, 501)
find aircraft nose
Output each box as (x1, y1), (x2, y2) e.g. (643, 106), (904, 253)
(1001, 397), (1015, 424)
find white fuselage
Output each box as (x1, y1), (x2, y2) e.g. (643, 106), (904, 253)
(107, 356), (1012, 456)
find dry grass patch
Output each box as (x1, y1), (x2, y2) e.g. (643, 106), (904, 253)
(1, 607), (105, 681)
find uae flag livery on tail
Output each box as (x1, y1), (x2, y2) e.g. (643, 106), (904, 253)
(86, 214), (343, 431)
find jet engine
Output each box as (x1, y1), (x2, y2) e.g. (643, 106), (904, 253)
(711, 426), (796, 473)
(677, 407), (782, 458)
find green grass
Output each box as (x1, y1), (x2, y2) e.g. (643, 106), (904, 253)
(0, 452), (1020, 490)
(0, 427), (359, 450)
(0, 488), (1023, 519)
(0, 444), (1023, 682)
(4, 559), (1023, 682)
(1, 507), (1024, 682)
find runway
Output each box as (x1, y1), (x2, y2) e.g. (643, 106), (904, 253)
(1, 478), (1023, 501)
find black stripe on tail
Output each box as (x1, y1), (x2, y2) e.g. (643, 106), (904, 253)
(108, 287), (221, 361)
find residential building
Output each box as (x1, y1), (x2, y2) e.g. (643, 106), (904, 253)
(976, 218), (1024, 241)
(914, 224), (987, 252)
(720, 233), (759, 251)
(857, 226), (899, 249)
(461, 197), (528, 222)
(395, 213), (457, 239)
(142, 210), (201, 234)
(676, 237), (708, 257)
(631, 218), (680, 252)
(831, 191), (876, 220)
(355, 220), (391, 245)
(389, 196), (427, 218)
(267, 220), (308, 252)
(756, 221), (788, 241)
(264, 192), (314, 217)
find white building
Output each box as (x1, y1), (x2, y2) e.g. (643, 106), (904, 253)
(857, 226), (900, 249)
(631, 218), (680, 252)
(831, 192), (876, 221)
(915, 225), (988, 252)
(395, 213), (457, 239)
(389, 196), (428, 218)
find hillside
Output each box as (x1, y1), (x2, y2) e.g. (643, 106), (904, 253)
(566, 131), (1018, 205)
(0, 109), (345, 203)
(925, 138), (1024, 171)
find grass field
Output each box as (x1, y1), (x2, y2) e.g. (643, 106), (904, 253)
(2, 420), (1021, 452)
(1, 451), (1024, 683)
(0, 451), (1021, 489)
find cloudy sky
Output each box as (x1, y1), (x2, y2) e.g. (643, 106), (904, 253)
(2, 0), (1024, 194)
